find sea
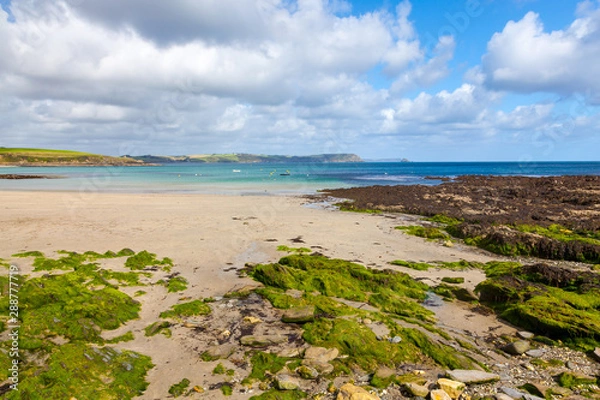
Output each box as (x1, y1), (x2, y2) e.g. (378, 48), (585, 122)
(1, 161), (600, 195)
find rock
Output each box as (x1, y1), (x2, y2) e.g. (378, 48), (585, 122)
(362, 318), (372, 324)
(301, 359), (334, 375)
(225, 284), (263, 297)
(282, 306), (315, 323)
(494, 395), (513, 400)
(278, 348), (302, 358)
(452, 288), (479, 302)
(388, 336), (402, 344)
(297, 365), (319, 379)
(240, 334), (287, 347)
(446, 370), (501, 384)
(404, 382), (430, 397)
(193, 386), (205, 393)
(437, 378), (465, 399)
(443, 240), (454, 247)
(525, 349), (544, 358)
(500, 386), (544, 400)
(592, 347), (600, 362)
(183, 320), (202, 328)
(520, 382), (546, 397)
(517, 331), (535, 340)
(203, 344), (237, 360)
(501, 340), (530, 355)
(275, 374), (300, 390)
(430, 389), (452, 400)
(242, 316), (262, 324)
(374, 367), (395, 380)
(286, 289), (304, 299)
(336, 383), (380, 400)
(304, 346), (339, 363)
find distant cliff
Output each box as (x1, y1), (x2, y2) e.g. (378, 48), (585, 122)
(129, 153), (363, 164)
(0, 148), (145, 166)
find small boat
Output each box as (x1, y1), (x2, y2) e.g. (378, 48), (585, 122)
(232, 169), (241, 173)
(280, 170), (291, 176)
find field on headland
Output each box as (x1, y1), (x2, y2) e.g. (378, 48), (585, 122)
(0, 148), (143, 167)
(1, 184), (599, 399)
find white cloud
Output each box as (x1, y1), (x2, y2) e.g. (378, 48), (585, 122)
(482, 4), (600, 103)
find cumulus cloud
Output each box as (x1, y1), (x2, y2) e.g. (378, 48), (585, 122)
(482, 3), (600, 103)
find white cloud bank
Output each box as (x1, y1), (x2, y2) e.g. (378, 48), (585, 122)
(0, 0), (598, 160)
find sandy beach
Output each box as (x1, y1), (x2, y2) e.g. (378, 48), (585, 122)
(7, 190), (597, 399)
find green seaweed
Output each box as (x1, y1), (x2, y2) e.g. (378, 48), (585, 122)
(125, 250), (173, 271)
(144, 321), (172, 337)
(248, 352), (290, 382)
(396, 225), (449, 240)
(221, 383), (233, 396)
(12, 250), (44, 258)
(441, 277), (465, 284)
(277, 245), (311, 254)
(164, 276), (188, 293)
(6, 343), (153, 400)
(168, 378), (191, 397)
(160, 299), (211, 319)
(213, 363), (226, 375)
(516, 224), (600, 246)
(107, 331), (135, 343)
(556, 371), (598, 389)
(335, 202), (381, 214)
(390, 260), (432, 271)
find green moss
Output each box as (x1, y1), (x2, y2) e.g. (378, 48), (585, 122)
(396, 225), (449, 240)
(427, 214), (463, 225)
(134, 290), (146, 297)
(248, 352), (290, 382)
(336, 202), (381, 214)
(516, 224), (600, 246)
(6, 343), (153, 400)
(144, 321), (171, 337)
(441, 277), (465, 284)
(250, 389), (307, 399)
(277, 245), (311, 254)
(164, 276), (188, 293)
(168, 378), (191, 397)
(556, 371), (598, 389)
(221, 384), (233, 396)
(20, 272), (141, 343)
(12, 250), (44, 258)
(227, 369), (235, 376)
(213, 363), (226, 375)
(107, 331), (135, 343)
(390, 260), (432, 271)
(125, 250), (173, 270)
(160, 300), (211, 319)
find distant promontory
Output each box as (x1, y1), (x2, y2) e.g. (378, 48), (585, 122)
(128, 153), (363, 164)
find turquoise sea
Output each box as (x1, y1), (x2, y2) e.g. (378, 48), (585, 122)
(1, 162), (600, 195)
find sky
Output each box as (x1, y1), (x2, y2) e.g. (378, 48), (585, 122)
(0, 0), (599, 161)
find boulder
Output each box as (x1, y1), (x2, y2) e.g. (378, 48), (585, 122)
(525, 349), (545, 358)
(301, 359), (334, 375)
(240, 334), (287, 347)
(430, 389), (452, 400)
(297, 365), (319, 379)
(501, 340), (530, 355)
(517, 331), (535, 340)
(304, 346), (339, 363)
(275, 374), (300, 390)
(282, 306), (315, 323)
(404, 382), (430, 397)
(336, 383), (380, 400)
(202, 344), (236, 360)
(437, 378), (465, 399)
(278, 348), (302, 358)
(446, 369), (501, 384)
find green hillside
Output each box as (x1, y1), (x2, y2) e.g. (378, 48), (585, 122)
(0, 147), (144, 166)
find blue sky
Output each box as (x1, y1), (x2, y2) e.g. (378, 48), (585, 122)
(0, 0), (598, 161)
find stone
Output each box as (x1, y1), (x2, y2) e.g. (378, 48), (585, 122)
(278, 348), (302, 358)
(437, 378), (465, 399)
(243, 316), (262, 324)
(446, 369), (501, 384)
(517, 331), (535, 340)
(275, 374), (300, 390)
(389, 336), (402, 344)
(297, 365), (319, 379)
(240, 334), (287, 347)
(362, 318), (372, 324)
(525, 349), (545, 358)
(404, 382), (430, 397)
(203, 344), (237, 360)
(520, 382), (546, 397)
(304, 346), (339, 363)
(501, 340), (530, 355)
(500, 386), (544, 400)
(282, 306), (315, 323)
(494, 395), (513, 400)
(430, 389), (452, 400)
(452, 288), (479, 302)
(592, 347), (600, 362)
(443, 240), (454, 247)
(301, 359), (334, 375)
(374, 367), (395, 380)
(336, 383), (380, 400)
(193, 386), (205, 393)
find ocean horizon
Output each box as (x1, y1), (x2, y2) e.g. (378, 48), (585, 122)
(2, 161), (600, 195)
